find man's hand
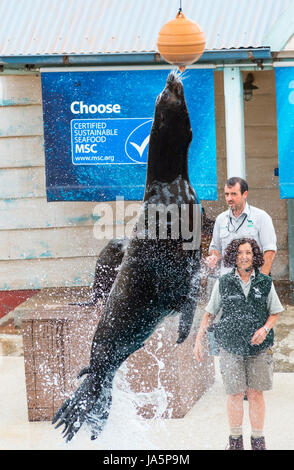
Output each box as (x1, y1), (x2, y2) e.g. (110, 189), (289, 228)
(260, 250), (276, 276)
(205, 253), (220, 269)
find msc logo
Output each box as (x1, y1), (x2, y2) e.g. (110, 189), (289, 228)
(125, 119), (153, 164)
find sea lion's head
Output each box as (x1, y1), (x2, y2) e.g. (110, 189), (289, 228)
(156, 71), (184, 109)
(145, 71), (193, 186)
(150, 70), (192, 151)
(153, 71), (192, 141)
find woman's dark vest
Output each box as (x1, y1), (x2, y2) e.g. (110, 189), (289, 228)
(214, 269), (274, 356)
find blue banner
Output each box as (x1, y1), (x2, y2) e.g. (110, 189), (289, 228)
(275, 67), (294, 199)
(41, 69), (217, 202)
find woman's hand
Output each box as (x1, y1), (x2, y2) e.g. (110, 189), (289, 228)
(193, 338), (204, 362)
(251, 327), (268, 345)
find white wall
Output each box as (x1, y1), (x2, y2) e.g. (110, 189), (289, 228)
(0, 71), (289, 290)
(0, 74), (137, 290)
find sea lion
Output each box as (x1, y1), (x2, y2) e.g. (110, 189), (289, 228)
(52, 71), (202, 442)
(70, 237), (128, 307)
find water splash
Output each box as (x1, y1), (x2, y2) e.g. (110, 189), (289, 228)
(115, 325), (175, 421)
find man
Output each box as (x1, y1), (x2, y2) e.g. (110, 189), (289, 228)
(206, 177), (277, 276)
(194, 238), (283, 450)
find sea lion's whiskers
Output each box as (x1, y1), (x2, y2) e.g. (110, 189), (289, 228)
(179, 70), (190, 81)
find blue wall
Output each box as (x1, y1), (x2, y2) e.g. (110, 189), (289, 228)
(275, 67), (294, 199)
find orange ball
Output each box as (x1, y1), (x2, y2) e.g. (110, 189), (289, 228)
(157, 11), (206, 69)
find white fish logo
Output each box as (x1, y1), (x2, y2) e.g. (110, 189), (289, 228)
(253, 287), (262, 298)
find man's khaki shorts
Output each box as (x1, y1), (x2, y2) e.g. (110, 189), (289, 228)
(219, 347), (274, 395)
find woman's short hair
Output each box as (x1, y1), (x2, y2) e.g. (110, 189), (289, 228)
(223, 238), (264, 268)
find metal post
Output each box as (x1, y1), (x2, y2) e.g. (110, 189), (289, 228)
(223, 67), (246, 179)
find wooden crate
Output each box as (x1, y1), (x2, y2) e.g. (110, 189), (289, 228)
(22, 299), (214, 421)
(22, 305), (100, 421)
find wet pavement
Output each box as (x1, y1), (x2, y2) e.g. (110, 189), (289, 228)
(0, 286), (293, 450)
(1, 354), (294, 450)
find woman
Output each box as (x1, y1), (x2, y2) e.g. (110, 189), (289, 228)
(194, 237), (283, 450)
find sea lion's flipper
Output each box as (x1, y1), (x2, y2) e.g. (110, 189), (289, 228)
(176, 272), (200, 344)
(176, 308), (195, 344)
(77, 366), (92, 379)
(86, 379), (113, 440)
(52, 372), (103, 442)
(68, 238), (128, 309)
(68, 300), (97, 307)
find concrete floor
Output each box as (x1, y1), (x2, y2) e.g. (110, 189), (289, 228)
(0, 354), (294, 451)
(0, 291), (293, 451)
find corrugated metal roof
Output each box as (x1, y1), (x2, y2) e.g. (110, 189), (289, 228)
(0, 0), (292, 56)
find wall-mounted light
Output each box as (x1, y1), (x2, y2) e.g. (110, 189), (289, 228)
(243, 73), (258, 101)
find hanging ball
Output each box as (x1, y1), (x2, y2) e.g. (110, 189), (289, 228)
(157, 11), (206, 69)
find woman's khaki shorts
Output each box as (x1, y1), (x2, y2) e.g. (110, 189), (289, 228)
(219, 347), (274, 395)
